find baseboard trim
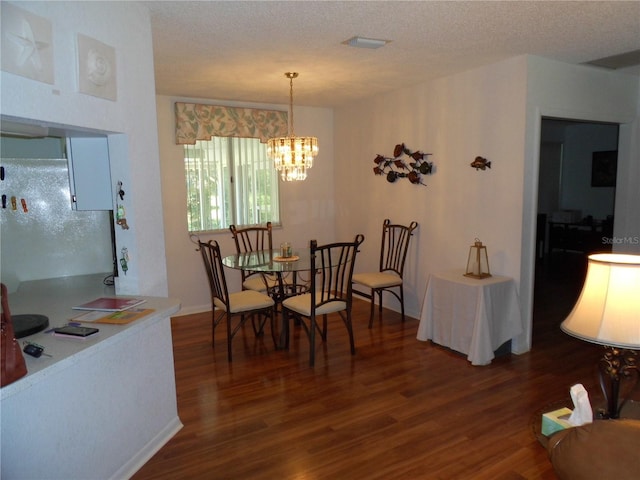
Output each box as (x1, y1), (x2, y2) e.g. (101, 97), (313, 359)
(112, 416), (183, 480)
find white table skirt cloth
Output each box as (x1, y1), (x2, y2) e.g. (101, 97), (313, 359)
(417, 269), (524, 366)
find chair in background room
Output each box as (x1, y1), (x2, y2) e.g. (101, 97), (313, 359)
(229, 222), (278, 293)
(281, 234), (365, 366)
(196, 239), (275, 362)
(353, 219), (418, 328)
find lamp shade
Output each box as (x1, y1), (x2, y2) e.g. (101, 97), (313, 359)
(561, 253), (640, 349)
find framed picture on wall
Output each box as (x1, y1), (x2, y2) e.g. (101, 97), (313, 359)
(77, 34), (117, 101)
(591, 150), (617, 187)
(1, 3), (54, 84)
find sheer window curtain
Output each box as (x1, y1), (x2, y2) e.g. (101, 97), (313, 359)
(232, 137), (280, 226)
(184, 138), (281, 231)
(178, 102), (287, 231)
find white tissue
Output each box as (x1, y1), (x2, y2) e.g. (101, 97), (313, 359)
(567, 383), (593, 426)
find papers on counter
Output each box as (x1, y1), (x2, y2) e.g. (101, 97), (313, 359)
(72, 297), (146, 312)
(71, 307), (155, 325)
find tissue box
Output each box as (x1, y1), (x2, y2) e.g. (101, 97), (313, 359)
(541, 407), (573, 437)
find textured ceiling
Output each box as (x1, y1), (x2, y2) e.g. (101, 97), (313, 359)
(147, 1), (640, 108)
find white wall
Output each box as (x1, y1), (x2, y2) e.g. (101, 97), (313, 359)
(0, 1), (168, 296)
(335, 56), (529, 328)
(156, 96), (335, 314)
(614, 89), (640, 253)
(336, 54), (639, 355)
(521, 56), (639, 351)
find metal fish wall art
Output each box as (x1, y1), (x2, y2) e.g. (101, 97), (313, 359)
(373, 143), (433, 186)
(471, 156), (491, 171)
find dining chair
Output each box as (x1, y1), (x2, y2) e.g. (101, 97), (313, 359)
(196, 239), (276, 362)
(353, 219), (418, 328)
(281, 234), (365, 366)
(229, 222), (278, 293)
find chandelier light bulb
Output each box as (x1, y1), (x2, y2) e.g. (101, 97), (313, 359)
(267, 72), (318, 181)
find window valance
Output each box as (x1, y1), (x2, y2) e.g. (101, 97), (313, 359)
(175, 102), (288, 145)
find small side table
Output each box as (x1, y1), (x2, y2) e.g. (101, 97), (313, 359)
(417, 269), (524, 365)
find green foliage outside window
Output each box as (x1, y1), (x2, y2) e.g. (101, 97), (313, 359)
(184, 137), (280, 232)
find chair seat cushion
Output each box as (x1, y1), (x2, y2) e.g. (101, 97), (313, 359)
(352, 271), (402, 289)
(282, 292), (346, 316)
(214, 290), (274, 313)
(242, 274), (278, 292)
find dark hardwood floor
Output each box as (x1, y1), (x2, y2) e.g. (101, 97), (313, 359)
(133, 254), (603, 479)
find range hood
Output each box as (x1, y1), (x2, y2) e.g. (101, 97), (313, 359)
(0, 120), (49, 138)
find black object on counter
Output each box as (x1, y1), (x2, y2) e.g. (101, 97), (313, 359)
(12, 314), (50, 339)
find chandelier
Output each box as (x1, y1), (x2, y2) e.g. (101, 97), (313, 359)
(267, 72), (318, 181)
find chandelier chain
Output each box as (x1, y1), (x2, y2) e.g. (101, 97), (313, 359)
(289, 75), (294, 137)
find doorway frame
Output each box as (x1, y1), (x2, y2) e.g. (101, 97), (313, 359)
(517, 106), (636, 354)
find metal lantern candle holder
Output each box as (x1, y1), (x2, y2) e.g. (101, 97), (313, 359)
(464, 238), (492, 279)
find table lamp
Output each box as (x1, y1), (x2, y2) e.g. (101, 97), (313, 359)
(560, 253), (640, 419)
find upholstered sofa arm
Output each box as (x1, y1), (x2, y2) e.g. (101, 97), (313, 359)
(547, 419), (640, 480)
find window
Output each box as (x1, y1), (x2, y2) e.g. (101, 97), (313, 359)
(184, 137), (280, 232)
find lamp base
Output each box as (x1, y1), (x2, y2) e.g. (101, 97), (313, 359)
(595, 399), (640, 420)
(598, 347), (638, 419)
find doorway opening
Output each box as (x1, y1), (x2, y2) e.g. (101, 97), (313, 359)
(533, 118), (619, 342)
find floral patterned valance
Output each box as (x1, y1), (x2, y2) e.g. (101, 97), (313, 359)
(175, 102), (288, 145)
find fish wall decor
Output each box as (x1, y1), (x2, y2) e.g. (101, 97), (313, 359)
(373, 143), (434, 186)
(471, 156), (491, 170)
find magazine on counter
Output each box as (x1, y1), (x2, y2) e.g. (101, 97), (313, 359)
(72, 297), (146, 312)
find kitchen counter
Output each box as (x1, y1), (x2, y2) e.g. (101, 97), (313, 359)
(1, 274), (182, 479)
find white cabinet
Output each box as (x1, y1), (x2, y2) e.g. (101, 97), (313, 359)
(66, 136), (113, 210)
